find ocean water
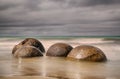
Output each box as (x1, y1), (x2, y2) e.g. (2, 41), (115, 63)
(0, 37), (120, 79)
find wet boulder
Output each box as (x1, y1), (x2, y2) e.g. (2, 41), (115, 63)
(46, 43), (73, 57)
(67, 45), (107, 62)
(12, 44), (22, 54)
(13, 46), (43, 58)
(12, 38), (45, 54)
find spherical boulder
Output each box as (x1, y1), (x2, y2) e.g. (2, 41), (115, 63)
(46, 43), (73, 57)
(67, 45), (107, 62)
(13, 46), (43, 58)
(12, 38), (45, 54)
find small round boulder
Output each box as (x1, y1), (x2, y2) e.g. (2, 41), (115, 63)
(67, 45), (107, 62)
(46, 43), (73, 57)
(12, 38), (45, 54)
(13, 46), (43, 58)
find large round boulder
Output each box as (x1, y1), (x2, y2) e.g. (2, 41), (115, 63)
(13, 46), (43, 58)
(46, 43), (73, 57)
(67, 45), (107, 62)
(12, 38), (45, 54)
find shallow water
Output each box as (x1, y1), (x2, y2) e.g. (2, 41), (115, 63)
(0, 38), (120, 79)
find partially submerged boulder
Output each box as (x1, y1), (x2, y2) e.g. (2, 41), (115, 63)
(12, 38), (45, 54)
(46, 43), (73, 57)
(12, 38), (45, 58)
(13, 46), (43, 58)
(19, 38), (45, 53)
(67, 45), (107, 62)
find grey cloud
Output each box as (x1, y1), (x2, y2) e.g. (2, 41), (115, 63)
(0, 24), (120, 36)
(84, 0), (120, 6)
(46, 0), (120, 7)
(0, 4), (16, 11)
(24, 0), (41, 11)
(0, 0), (24, 10)
(0, 0), (120, 36)
(0, 0), (120, 12)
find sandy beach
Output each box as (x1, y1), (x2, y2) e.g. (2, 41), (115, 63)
(0, 37), (120, 79)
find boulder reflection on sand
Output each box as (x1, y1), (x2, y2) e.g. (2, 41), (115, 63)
(67, 45), (107, 62)
(12, 38), (45, 58)
(46, 43), (73, 57)
(13, 46), (43, 58)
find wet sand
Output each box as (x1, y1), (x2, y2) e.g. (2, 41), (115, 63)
(0, 38), (120, 79)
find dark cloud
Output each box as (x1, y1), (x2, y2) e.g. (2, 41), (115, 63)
(85, 0), (120, 6)
(48, 0), (120, 7)
(0, 5), (16, 11)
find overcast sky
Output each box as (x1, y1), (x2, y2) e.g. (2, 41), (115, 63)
(0, 0), (120, 36)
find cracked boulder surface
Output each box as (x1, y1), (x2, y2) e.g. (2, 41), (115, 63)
(67, 45), (107, 62)
(12, 38), (45, 57)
